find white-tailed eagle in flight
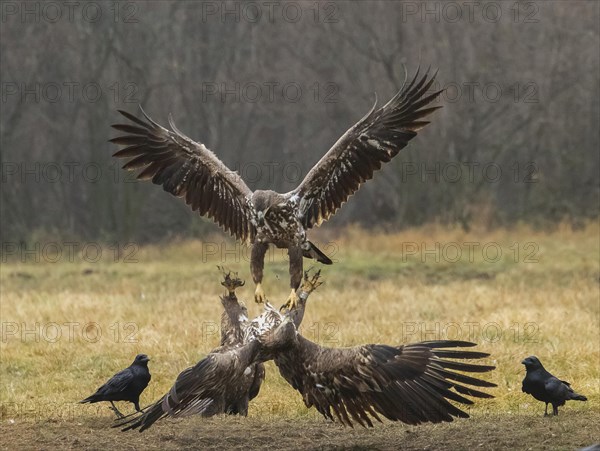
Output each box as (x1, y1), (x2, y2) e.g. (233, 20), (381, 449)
(111, 68), (443, 309)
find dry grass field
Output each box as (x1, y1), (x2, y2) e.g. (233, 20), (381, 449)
(1, 223), (598, 450)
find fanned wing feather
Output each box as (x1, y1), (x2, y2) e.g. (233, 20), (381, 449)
(275, 338), (495, 427)
(292, 68), (443, 229)
(111, 108), (256, 243)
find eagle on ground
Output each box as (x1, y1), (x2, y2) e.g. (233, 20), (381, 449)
(276, 273), (497, 427)
(274, 338), (495, 427)
(111, 68), (443, 309)
(117, 274), (300, 432)
(117, 272), (496, 432)
(195, 271), (265, 417)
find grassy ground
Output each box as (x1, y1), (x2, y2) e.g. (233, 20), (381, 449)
(1, 223), (599, 449)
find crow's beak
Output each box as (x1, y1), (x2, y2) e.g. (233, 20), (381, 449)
(521, 359), (526, 364)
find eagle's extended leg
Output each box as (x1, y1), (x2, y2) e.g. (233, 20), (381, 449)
(283, 269), (323, 321)
(282, 246), (303, 311)
(299, 269), (323, 296)
(251, 242), (269, 303)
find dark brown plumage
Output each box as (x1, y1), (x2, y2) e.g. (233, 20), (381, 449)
(117, 272), (496, 432)
(111, 68), (443, 307)
(118, 341), (263, 431)
(116, 274), (299, 433)
(274, 338), (495, 427)
(273, 272), (496, 428)
(291, 69), (442, 230)
(117, 312), (295, 432)
(212, 272), (265, 416)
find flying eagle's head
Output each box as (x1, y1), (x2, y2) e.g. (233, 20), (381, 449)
(251, 191), (271, 226)
(251, 190), (270, 210)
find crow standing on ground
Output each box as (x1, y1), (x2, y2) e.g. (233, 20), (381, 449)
(80, 354), (151, 418)
(521, 356), (587, 416)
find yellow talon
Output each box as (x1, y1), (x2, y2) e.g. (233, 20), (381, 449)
(282, 288), (299, 311)
(254, 283), (266, 303)
(301, 269), (323, 294)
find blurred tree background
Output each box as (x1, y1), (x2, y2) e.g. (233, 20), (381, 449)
(1, 0), (598, 243)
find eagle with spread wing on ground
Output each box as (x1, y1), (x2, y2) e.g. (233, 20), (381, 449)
(274, 338), (495, 427)
(275, 273), (497, 427)
(111, 68), (443, 309)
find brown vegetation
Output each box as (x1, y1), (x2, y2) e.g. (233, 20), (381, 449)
(1, 224), (598, 449)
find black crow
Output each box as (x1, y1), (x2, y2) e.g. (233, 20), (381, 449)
(521, 356), (587, 416)
(80, 354), (151, 418)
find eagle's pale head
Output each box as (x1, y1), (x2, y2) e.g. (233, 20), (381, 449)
(251, 190), (284, 212)
(244, 303), (297, 360)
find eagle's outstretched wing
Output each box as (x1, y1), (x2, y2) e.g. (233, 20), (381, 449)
(111, 109), (256, 243)
(117, 342), (259, 432)
(291, 68), (443, 229)
(275, 338), (495, 427)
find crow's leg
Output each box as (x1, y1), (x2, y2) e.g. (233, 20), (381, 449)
(552, 404), (559, 416)
(544, 403), (549, 416)
(134, 401), (144, 413)
(251, 242), (269, 303)
(109, 401), (125, 418)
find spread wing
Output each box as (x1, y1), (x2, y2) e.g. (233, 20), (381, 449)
(117, 343), (258, 432)
(291, 67), (443, 229)
(111, 108), (256, 243)
(275, 338), (496, 427)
